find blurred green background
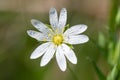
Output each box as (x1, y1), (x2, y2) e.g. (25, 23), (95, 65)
(0, 0), (111, 80)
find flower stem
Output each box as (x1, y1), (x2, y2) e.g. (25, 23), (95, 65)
(68, 64), (79, 80)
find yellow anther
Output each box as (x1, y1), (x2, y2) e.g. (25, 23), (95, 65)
(55, 29), (59, 33)
(43, 38), (47, 42)
(48, 33), (52, 37)
(49, 29), (53, 32)
(62, 28), (64, 32)
(53, 34), (63, 45)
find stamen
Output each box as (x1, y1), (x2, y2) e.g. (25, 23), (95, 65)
(55, 29), (59, 34)
(48, 33), (52, 37)
(53, 34), (63, 45)
(43, 38), (47, 42)
(62, 28), (65, 32)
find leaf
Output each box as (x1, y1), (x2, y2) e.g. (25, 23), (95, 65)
(98, 32), (106, 48)
(108, 39), (120, 66)
(107, 64), (119, 80)
(116, 7), (120, 26)
(90, 37), (107, 58)
(114, 39), (120, 67)
(87, 57), (106, 80)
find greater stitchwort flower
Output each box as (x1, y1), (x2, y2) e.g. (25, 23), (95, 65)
(27, 8), (89, 71)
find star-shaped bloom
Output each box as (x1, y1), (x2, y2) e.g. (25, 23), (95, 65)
(27, 8), (89, 71)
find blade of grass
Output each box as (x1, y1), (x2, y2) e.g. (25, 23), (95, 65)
(87, 57), (106, 80)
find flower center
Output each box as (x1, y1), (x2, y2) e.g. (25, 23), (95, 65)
(53, 34), (63, 45)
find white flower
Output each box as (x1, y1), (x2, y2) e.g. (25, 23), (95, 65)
(27, 8), (89, 71)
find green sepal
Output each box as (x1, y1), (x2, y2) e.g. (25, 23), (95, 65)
(65, 24), (70, 28)
(45, 24), (52, 29)
(64, 24), (70, 31)
(66, 43), (74, 49)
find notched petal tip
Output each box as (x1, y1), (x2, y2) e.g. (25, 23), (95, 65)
(30, 48), (44, 59)
(73, 59), (77, 64)
(61, 67), (66, 72)
(31, 19), (39, 25)
(81, 24), (87, 27)
(31, 19), (36, 23)
(40, 58), (50, 67)
(78, 24), (88, 32)
(40, 62), (45, 67)
(79, 35), (89, 44)
(50, 7), (56, 10)
(30, 55), (36, 59)
(61, 8), (67, 12)
(27, 30), (30, 34)
(26, 30), (39, 38)
(30, 53), (39, 59)
(82, 24), (87, 30)
(49, 7), (57, 14)
(27, 30), (33, 36)
(27, 29), (32, 33)
(70, 54), (77, 64)
(80, 35), (89, 43)
(85, 36), (89, 42)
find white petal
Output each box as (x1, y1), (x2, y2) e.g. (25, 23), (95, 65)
(31, 19), (50, 34)
(65, 35), (89, 45)
(58, 8), (67, 30)
(61, 44), (77, 64)
(40, 43), (56, 66)
(30, 42), (51, 59)
(64, 24), (87, 36)
(56, 46), (66, 71)
(27, 30), (50, 41)
(49, 8), (58, 30)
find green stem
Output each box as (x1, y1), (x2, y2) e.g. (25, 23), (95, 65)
(107, 1), (120, 79)
(108, 0), (119, 45)
(108, 0), (119, 32)
(68, 64), (79, 80)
